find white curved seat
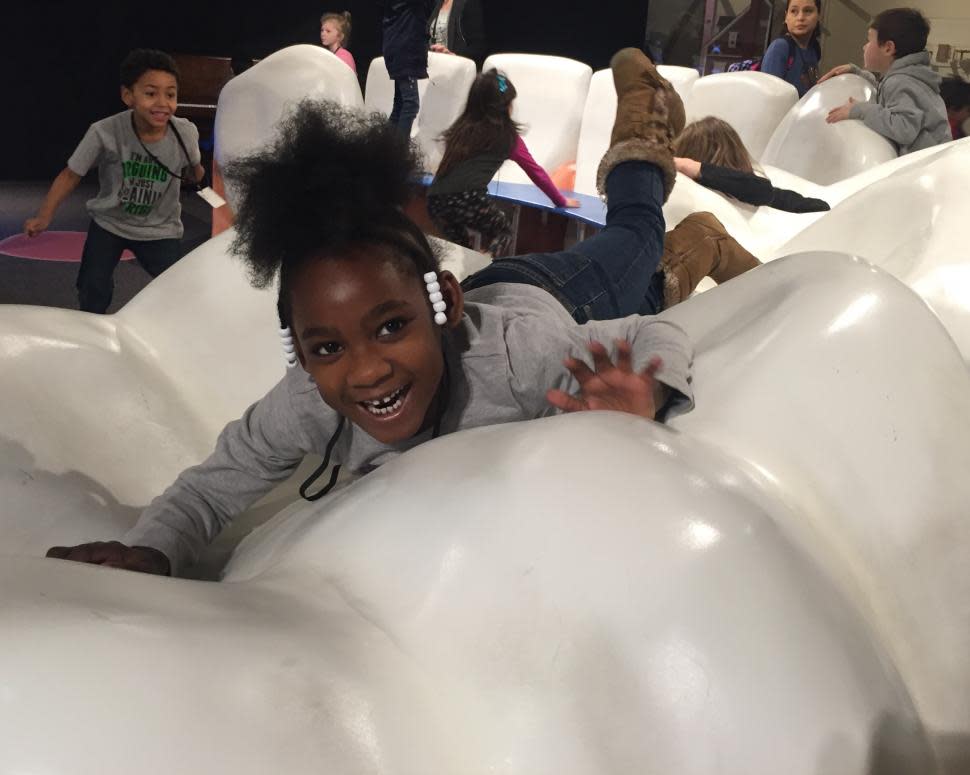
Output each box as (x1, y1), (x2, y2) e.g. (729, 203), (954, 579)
(761, 74), (897, 184)
(2, 255), (968, 773)
(481, 53), (592, 185)
(775, 137), (970, 358)
(657, 64), (700, 101)
(363, 53), (477, 172)
(685, 71), (798, 159)
(215, 45), (363, 173)
(574, 69), (616, 195)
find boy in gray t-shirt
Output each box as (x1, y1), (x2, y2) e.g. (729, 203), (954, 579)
(24, 49), (203, 313)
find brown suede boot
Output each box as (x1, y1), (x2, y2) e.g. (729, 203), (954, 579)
(659, 212), (762, 308)
(596, 48), (686, 204)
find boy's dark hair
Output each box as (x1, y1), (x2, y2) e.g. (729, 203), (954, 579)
(224, 100), (439, 323)
(870, 8), (930, 59)
(120, 49), (180, 88)
(940, 78), (970, 111)
(436, 69), (522, 180)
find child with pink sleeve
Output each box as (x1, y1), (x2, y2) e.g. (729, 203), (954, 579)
(428, 69), (578, 256)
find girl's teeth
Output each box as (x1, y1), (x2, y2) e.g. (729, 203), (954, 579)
(362, 387), (406, 415)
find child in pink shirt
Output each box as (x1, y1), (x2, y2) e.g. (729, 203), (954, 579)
(428, 69), (578, 256)
(320, 11), (356, 73)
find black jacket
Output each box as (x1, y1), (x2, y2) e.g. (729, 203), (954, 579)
(698, 163), (830, 213)
(382, 0), (434, 79)
(428, 0), (486, 68)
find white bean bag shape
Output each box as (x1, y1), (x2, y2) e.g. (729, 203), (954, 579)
(215, 44), (363, 178)
(761, 74), (897, 184)
(3, 254), (969, 773)
(481, 53), (592, 186)
(685, 71), (798, 160)
(574, 65), (700, 196)
(363, 53), (477, 172)
(775, 136), (970, 359)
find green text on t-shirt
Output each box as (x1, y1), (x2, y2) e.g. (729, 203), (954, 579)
(117, 151), (170, 216)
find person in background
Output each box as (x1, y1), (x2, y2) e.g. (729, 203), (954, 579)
(428, 0), (486, 69)
(427, 69), (579, 257)
(23, 49), (203, 314)
(383, 0), (434, 138)
(761, 0), (822, 97)
(822, 8), (950, 155)
(320, 11), (356, 73)
(940, 77), (970, 140)
(673, 117), (830, 213)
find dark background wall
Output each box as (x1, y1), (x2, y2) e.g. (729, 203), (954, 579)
(4, 0), (648, 180)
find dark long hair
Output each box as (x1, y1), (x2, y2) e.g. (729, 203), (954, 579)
(436, 69), (523, 179)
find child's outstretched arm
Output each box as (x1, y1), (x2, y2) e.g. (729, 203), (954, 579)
(45, 372), (323, 576)
(507, 315), (693, 423)
(509, 135), (580, 208)
(24, 168), (82, 237)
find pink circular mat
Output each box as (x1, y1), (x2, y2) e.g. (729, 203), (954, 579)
(0, 232), (135, 262)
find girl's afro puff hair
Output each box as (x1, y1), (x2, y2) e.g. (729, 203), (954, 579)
(224, 99), (424, 288)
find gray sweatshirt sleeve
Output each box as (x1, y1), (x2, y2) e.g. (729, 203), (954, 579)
(122, 373), (321, 575)
(505, 314), (694, 420)
(849, 74), (922, 147)
(848, 64), (879, 88)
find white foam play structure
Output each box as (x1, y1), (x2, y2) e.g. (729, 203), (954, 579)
(2, 45), (969, 774)
(364, 52), (477, 172)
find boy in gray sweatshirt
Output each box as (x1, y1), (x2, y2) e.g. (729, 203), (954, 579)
(822, 8), (950, 155)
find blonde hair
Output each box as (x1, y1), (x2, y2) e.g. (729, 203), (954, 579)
(673, 117), (758, 174)
(320, 11), (352, 46)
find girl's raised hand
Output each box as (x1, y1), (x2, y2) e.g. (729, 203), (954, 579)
(546, 339), (664, 420)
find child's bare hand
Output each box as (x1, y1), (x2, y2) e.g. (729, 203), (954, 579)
(563, 197), (581, 208)
(24, 216), (50, 237)
(826, 98), (856, 123)
(817, 64), (852, 84)
(546, 339), (663, 420)
(674, 157), (702, 179)
(46, 541), (171, 575)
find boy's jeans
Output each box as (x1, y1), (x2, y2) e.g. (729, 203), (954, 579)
(77, 220), (181, 313)
(462, 161), (667, 321)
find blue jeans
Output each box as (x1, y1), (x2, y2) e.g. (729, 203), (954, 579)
(462, 161), (667, 321)
(77, 220), (181, 313)
(389, 77), (420, 138)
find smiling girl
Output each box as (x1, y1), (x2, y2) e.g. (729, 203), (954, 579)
(46, 49), (695, 578)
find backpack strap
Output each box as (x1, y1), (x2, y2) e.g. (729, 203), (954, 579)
(784, 35), (796, 75)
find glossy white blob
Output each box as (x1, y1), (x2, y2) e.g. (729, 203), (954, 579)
(364, 52), (477, 171)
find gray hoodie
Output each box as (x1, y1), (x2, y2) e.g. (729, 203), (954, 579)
(123, 282), (694, 575)
(849, 52), (951, 155)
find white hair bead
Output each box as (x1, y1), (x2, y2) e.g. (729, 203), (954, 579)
(279, 325), (298, 368)
(424, 271), (447, 326)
